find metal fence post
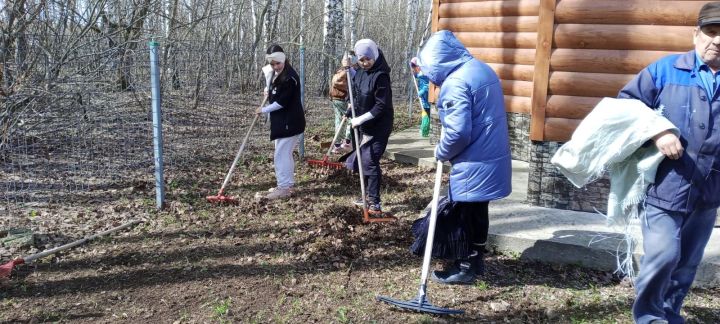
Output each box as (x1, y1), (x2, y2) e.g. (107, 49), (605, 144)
(149, 40), (165, 209)
(298, 45), (306, 159)
(298, 0), (306, 159)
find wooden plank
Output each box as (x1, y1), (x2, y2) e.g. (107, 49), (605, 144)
(468, 48), (536, 65)
(430, 83), (440, 104)
(432, 0), (440, 33)
(430, 0), (440, 103)
(438, 16), (538, 32)
(505, 95), (532, 114)
(486, 63), (534, 81)
(550, 49), (681, 74)
(544, 117), (581, 142)
(454, 32), (537, 49)
(529, 0), (555, 141)
(548, 71), (636, 97)
(546, 95), (601, 119)
(502, 79), (534, 97)
(439, 0), (540, 18)
(555, 1), (705, 26)
(554, 24), (694, 51)
(442, 0), (502, 3)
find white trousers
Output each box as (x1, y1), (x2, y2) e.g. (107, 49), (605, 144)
(274, 134), (299, 189)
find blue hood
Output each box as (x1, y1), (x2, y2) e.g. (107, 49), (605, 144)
(417, 30), (474, 86)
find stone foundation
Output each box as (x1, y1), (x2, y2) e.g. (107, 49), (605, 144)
(507, 112), (530, 162)
(527, 141), (610, 213)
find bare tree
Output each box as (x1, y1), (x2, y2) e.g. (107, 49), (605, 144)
(404, 0), (419, 106)
(321, 0), (342, 96)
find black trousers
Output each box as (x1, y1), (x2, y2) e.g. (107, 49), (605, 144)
(366, 174), (381, 203)
(454, 201), (489, 252)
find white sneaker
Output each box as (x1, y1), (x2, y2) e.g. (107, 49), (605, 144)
(264, 187), (293, 200)
(255, 187), (279, 199)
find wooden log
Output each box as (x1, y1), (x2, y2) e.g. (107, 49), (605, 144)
(548, 71), (636, 97)
(486, 63), (534, 81)
(530, 0), (554, 140)
(429, 91), (532, 115)
(438, 16), (538, 32)
(503, 79), (534, 97)
(439, 0), (540, 18)
(430, 0), (440, 102)
(546, 95), (601, 119)
(505, 95), (531, 114)
(554, 24), (693, 51)
(432, 0), (440, 34)
(467, 48), (536, 65)
(555, 1), (705, 26)
(430, 83), (441, 103)
(455, 32), (537, 49)
(441, 0), (502, 3)
(550, 49), (681, 74)
(544, 117), (581, 142)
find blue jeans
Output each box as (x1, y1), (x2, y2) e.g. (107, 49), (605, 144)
(633, 204), (717, 324)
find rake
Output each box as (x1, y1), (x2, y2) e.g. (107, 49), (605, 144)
(307, 116), (347, 170)
(343, 52), (395, 224)
(206, 97), (266, 204)
(376, 160), (463, 314)
(410, 63), (431, 137)
(0, 219), (142, 279)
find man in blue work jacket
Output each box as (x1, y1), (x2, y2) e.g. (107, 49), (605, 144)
(618, 3), (720, 323)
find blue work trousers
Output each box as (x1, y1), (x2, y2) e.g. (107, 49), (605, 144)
(633, 204), (717, 324)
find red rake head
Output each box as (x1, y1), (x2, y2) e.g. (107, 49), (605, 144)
(0, 258), (24, 279)
(307, 158), (345, 170)
(362, 209), (397, 224)
(206, 194), (239, 204)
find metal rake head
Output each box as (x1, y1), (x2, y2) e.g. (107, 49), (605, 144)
(376, 294), (464, 315)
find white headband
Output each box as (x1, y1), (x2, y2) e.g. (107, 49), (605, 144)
(265, 52), (286, 63)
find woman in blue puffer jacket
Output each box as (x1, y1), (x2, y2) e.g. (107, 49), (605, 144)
(416, 30), (512, 285)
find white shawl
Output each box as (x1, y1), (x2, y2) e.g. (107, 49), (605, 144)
(551, 97), (678, 225)
(551, 98), (679, 277)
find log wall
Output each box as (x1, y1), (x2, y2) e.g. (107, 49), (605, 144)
(432, 0), (711, 141)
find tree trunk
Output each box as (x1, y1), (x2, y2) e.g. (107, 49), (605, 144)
(162, 0), (181, 90)
(263, 0), (278, 49)
(404, 0), (419, 108)
(321, 0), (343, 96)
(349, 0), (357, 47)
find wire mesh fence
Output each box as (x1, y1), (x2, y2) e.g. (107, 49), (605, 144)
(0, 36), (418, 218)
(1, 37), (156, 213)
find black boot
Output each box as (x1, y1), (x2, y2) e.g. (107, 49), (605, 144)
(472, 245), (486, 276)
(431, 250), (480, 285)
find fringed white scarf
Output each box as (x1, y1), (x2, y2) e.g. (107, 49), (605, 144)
(551, 97), (679, 279)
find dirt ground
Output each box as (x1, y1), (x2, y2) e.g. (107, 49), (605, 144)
(1, 97), (719, 323)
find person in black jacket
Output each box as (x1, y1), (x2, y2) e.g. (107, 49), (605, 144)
(254, 44), (306, 200)
(342, 39), (394, 214)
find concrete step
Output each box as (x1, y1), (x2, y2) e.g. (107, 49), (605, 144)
(386, 127), (720, 287)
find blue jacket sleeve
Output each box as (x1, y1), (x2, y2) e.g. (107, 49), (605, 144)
(435, 78), (471, 161)
(617, 65), (659, 109)
(417, 75), (430, 109)
(417, 75), (429, 98)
